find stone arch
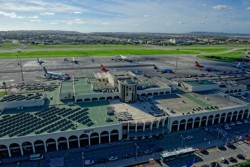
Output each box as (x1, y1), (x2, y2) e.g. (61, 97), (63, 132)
(171, 120), (179, 132)
(201, 116), (207, 127)
(92, 97), (98, 101)
(110, 129), (119, 142)
(147, 93), (152, 96)
(179, 119), (186, 130)
(207, 115), (214, 126)
(9, 143), (21, 157)
(238, 110), (244, 120)
(100, 131), (109, 144)
(141, 93), (146, 96)
(243, 109), (249, 119)
(84, 98), (90, 102)
(214, 114), (220, 124)
(114, 96), (119, 99)
(99, 97), (105, 100)
(68, 135), (78, 149)
(34, 140), (45, 153)
(186, 118), (193, 129)
(0, 144), (9, 158)
(107, 97), (113, 100)
(22, 141), (33, 155)
(57, 137), (67, 150)
(193, 117), (200, 128)
(226, 112), (232, 122)
(79, 134), (89, 147)
(153, 92), (158, 96)
(90, 132), (99, 145)
(76, 99), (83, 103)
(46, 138), (57, 152)
(220, 113), (226, 123)
(160, 92), (164, 95)
(232, 111), (238, 121)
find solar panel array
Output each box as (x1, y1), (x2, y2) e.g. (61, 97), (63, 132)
(0, 93), (43, 102)
(0, 106), (92, 137)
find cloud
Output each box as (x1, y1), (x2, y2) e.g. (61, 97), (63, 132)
(143, 14), (150, 18)
(29, 19), (41, 22)
(212, 5), (232, 11)
(28, 15), (39, 19)
(49, 22), (58, 25)
(246, 7), (250, 10)
(74, 11), (82, 14)
(0, 11), (24, 19)
(40, 12), (55, 15)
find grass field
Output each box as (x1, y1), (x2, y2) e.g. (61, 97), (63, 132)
(0, 49), (199, 59)
(198, 49), (250, 61)
(0, 43), (249, 60)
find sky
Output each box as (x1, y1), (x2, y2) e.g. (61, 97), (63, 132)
(0, 0), (250, 33)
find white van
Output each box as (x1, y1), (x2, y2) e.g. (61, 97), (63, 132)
(30, 154), (43, 161)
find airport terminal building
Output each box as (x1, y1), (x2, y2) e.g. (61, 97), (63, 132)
(0, 71), (249, 158)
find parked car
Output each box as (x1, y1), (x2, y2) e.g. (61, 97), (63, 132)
(218, 145), (226, 151)
(237, 153), (245, 160)
(230, 122), (236, 126)
(185, 135), (194, 140)
(243, 120), (249, 124)
(144, 150), (153, 154)
(108, 156), (118, 161)
(221, 157), (229, 164)
(210, 161), (221, 167)
(155, 147), (164, 152)
(202, 127), (209, 131)
(229, 157), (237, 163)
(122, 153), (132, 159)
(236, 121), (243, 125)
(84, 160), (95, 166)
(201, 164), (209, 167)
(96, 158), (107, 163)
(226, 143), (236, 149)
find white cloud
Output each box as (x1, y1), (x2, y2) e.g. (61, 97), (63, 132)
(28, 15), (39, 19)
(143, 14), (150, 18)
(0, 11), (24, 19)
(74, 11), (82, 14)
(40, 12), (55, 15)
(246, 7), (250, 10)
(49, 22), (58, 25)
(29, 19), (41, 22)
(212, 5), (232, 11)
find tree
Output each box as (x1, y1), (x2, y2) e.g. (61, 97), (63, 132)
(2, 82), (6, 94)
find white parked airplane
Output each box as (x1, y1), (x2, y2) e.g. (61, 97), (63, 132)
(43, 67), (70, 80)
(37, 58), (44, 65)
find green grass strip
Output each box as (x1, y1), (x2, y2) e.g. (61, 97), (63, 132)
(182, 93), (211, 108)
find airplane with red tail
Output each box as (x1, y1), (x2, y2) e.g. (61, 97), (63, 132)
(100, 64), (109, 73)
(194, 61), (217, 71)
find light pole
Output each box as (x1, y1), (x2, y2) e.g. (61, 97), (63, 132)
(82, 152), (84, 167)
(175, 49), (179, 73)
(135, 143), (139, 161)
(16, 53), (24, 82)
(216, 128), (220, 140)
(181, 135), (184, 147)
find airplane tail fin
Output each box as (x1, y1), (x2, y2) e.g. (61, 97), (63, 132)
(43, 66), (48, 74)
(100, 64), (104, 68)
(195, 61), (200, 66)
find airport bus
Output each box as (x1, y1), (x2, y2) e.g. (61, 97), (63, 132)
(30, 154), (43, 161)
(161, 148), (195, 162)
